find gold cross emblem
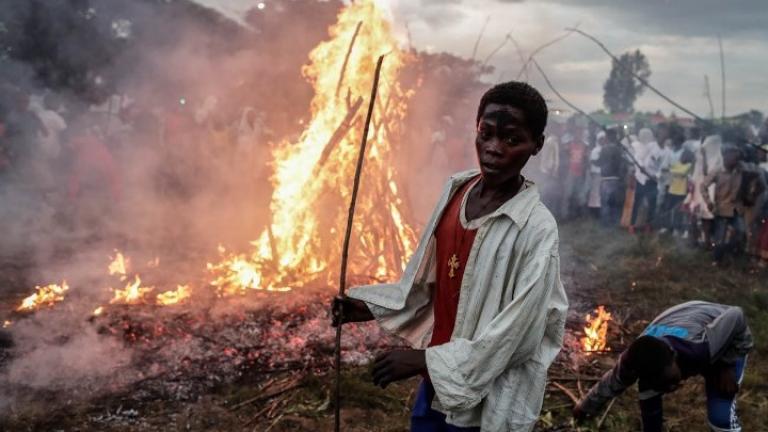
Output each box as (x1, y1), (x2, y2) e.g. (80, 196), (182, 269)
(448, 253), (460, 279)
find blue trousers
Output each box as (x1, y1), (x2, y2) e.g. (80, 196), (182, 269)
(641, 356), (747, 432)
(599, 178), (622, 226)
(411, 381), (480, 432)
(706, 356), (747, 431)
(713, 216), (745, 262)
(631, 179), (658, 226)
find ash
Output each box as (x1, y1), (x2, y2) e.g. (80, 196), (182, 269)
(0, 292), (403, 412)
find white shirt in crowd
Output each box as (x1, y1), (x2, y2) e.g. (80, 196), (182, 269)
(633, 128), (663, 185)
(35, 108), (67, 159)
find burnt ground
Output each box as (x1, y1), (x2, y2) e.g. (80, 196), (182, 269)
(0, 219), (767, 431)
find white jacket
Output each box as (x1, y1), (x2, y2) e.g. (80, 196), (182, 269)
(349, 170), (568, 431)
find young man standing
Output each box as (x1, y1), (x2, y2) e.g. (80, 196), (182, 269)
(333, 82), (568, 431)
(574, 301), (753, 432)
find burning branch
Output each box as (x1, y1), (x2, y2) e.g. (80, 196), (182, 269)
(335, 21), (363, 98)
(313, 96), (364, 171)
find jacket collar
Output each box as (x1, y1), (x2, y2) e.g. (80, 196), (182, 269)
(448, 169), (541, 226)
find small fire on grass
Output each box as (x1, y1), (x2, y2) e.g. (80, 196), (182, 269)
(581, 305), (612, 353)
(156, 285), (192, 306)
(16, 281), (70, 312)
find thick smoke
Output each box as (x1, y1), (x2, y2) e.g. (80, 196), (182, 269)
(0, 0), (346, 402)
(0, 0), (496, 411)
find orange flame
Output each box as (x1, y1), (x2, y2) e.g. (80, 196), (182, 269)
(581, 306), (612, 353)
(156, 285), (192, 306)
(17, 1), (418, 312)
(110, 275), (153, 305)
(209, 0), (416, 295)
(16, 281), (70, 312)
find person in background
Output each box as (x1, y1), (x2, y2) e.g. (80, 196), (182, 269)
(5, 89), (47, 175)
(598, 128), (626, 227)
(66, 116), (122, 219)
(686, 135), (723, 248)
(31, 93), (68, 189)
(657, 127), (674, 218)
(586, 131), (605, 219)
(574, 301), (753, 432)
(703, 145), (765, 264)
(0, 117), (11, 180)
(756, 145), (768, 267)
(630, 128), (663, 233)
(539, 130), (561, 215)
(34, 93), (67, 160)
(560, 123), (588, 220)
(660, 127), (694, 236)
(738, 143), (768, 262)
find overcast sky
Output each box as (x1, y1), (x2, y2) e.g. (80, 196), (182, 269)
(198, 0), (768, 117)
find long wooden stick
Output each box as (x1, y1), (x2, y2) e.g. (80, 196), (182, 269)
(516, 28), (578, 80)
(567, 27), (706, 123)
(551, 381), (580, 405)
(597, 398), (616, 429)
(530, 58), (656, 181)
(718, 34), (726, 122)
(334, 54), (386, 432)
(471, 15), (491, 61)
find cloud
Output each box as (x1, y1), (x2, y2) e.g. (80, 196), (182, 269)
(541, 0), (768, 38)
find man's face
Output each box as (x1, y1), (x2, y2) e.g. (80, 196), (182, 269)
(475, 103), (543, 187)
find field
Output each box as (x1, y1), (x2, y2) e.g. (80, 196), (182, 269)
(1, 219), (766, 431)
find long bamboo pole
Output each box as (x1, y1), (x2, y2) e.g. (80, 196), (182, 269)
(568, 28), (706, 123)
(530, 58), (655, 181)
(333, 55), (386, 432)
(718, 34), (726, 123)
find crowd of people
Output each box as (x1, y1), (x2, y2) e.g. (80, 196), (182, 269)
(534, 114), (768, 266)
(3, 79), (768, 270)
(0, 83), (274, 251)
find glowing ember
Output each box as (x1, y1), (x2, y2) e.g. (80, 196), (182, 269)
(110, 275), (153, 305)
(210, 0), (416, 295)
(92, 306), (104, 316)
(2, 320), (11, 328)
(581, 306), (612, 353)
(156, 285), (192, 306)
(16, 281), (70, 312)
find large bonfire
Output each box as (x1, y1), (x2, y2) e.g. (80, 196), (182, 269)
(13, 0), (416, 314)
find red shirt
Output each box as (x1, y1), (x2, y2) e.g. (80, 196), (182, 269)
(568, 140), (587, 176)
(429, 177), (479, 347)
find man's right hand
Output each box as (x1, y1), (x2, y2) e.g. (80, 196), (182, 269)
(331, 296), (374, 327)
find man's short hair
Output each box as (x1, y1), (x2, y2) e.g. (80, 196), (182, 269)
(476, 81), (548, 137)
(626, 335), (674, 378)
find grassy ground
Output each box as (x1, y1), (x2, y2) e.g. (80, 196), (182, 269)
(1, 219), (766, 431)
